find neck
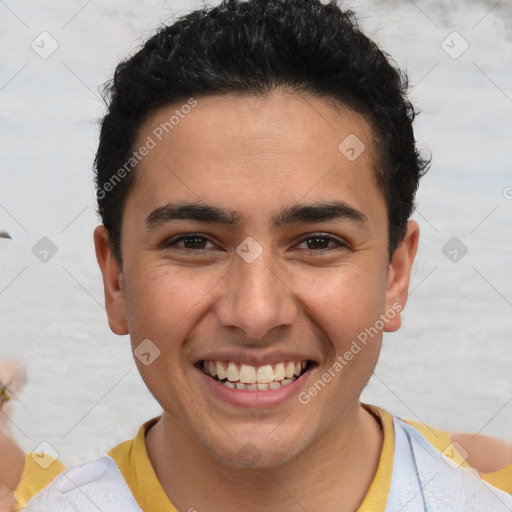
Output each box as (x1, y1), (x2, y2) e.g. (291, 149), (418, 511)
(146, 403), (383, 512)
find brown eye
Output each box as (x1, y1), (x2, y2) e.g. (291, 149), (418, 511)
(164, 234), (214, 250)
(296, 234), (346, 252)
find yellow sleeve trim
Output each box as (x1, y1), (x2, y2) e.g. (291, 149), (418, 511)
(404, 419), (512, 495)
(404, 419), (470, 468)
(479, 464), (512, 494)
(13, 453), (66, 511)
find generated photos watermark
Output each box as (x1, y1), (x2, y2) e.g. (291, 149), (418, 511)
(298, 302), (403, 405)
(96, 98), (198, 200)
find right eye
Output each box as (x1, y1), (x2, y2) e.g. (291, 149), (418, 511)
(162, 234), (217, 251)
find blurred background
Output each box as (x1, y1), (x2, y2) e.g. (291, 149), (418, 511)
(0, 0), (511, 466)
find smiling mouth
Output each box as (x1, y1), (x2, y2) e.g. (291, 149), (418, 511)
(198, 360), (312, 391)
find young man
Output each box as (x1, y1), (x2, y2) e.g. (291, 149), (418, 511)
(13, 0), (512, 510)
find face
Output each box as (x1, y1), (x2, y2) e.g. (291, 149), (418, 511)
(95, 91), (418, 467)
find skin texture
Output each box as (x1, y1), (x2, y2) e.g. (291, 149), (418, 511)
(0, 434), (25, 512)
(94, 91), (420, 511)
(0, 361), (26, 512)
(450, 433), (512, 473)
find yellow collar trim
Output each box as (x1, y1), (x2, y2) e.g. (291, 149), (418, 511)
(356, 405), (395, 512)
(108, 405), (395, 512)
(108, 417), (178, 512)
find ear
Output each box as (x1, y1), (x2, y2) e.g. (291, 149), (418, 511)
(383, 220), (420, 332)
(94, 225), (129, 335)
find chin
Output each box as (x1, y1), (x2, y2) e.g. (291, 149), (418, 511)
(202, 426), (314, 470)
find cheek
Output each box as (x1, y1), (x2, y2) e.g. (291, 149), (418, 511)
(298, 265), (387, 340)
(123, 263), (221, 343)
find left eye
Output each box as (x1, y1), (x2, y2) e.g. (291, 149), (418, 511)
(296, 235), (344, 251)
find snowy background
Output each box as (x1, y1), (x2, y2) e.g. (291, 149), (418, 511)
(0, 0), (511, 467)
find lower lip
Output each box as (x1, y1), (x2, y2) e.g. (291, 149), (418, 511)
(195, 366), (312, 408)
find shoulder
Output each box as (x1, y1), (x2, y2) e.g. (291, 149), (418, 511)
(450, 432), (512, 473)
(403, 417), (512, 494)
(387, 417), (512, 511)
(18, 455), (141, 512)
(15, 420), (155, 511)
(14, 453), (66, 511)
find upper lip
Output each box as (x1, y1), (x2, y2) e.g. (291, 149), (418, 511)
(193, 350), (318, 367)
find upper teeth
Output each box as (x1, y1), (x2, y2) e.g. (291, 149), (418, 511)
(202, 360), (307, 384)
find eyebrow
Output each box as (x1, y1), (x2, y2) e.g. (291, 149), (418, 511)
(145, 201), (368, 230)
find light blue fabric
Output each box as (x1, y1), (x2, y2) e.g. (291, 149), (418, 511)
(386, 417), (512, 511)
(24, 416), (512, 511)
(23, 455), (142, 512)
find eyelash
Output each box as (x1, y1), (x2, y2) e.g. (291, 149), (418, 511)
(163, 233), (347, 253)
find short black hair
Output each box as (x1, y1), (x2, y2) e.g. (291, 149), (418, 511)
(95, 0), (429, 264)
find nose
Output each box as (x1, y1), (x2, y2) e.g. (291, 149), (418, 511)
(214, 250), (298, 341)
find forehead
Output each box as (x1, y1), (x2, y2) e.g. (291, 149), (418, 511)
(128, 91), (384, 226)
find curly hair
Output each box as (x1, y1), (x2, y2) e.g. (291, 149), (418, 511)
(95, 0), (429, 264)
